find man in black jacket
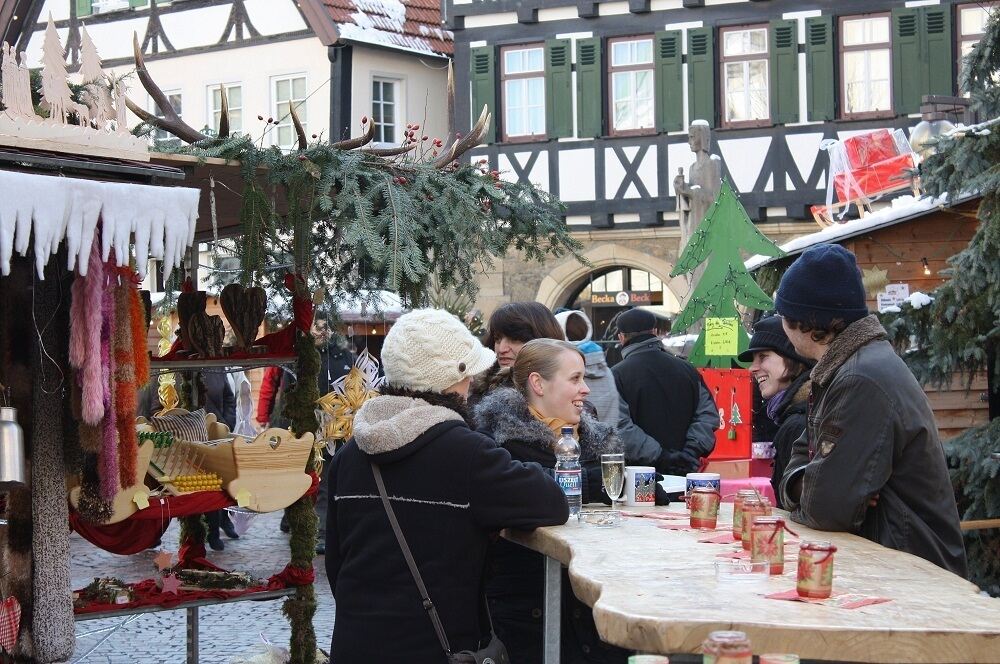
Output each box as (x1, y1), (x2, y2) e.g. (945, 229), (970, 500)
(611, 308), (718, 475)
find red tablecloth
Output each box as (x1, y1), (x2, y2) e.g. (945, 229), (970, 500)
(721, 477), (776, 504)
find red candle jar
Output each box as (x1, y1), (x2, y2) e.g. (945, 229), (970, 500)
(701, 630), (752, 664)
(731, 489), (759, 541)
(689, 486), (721, 529)
(797, 541), (837, 599)
(750, 516), (787, 575)
(739, 497), (770, 551)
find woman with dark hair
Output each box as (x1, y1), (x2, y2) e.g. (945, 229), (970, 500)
(469, 301), (566, 407)
(738, 315), (813, 507)
(475, 338), (627, 664)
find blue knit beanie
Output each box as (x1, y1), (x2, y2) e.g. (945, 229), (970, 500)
(775, 244), (868, 327)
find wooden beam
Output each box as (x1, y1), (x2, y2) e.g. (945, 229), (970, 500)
(960, 518), (1000, 532)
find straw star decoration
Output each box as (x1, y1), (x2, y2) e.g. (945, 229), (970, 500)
(316, 349), (385, 442)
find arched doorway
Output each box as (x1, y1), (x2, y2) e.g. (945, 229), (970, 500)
(563, 266), (681, 341)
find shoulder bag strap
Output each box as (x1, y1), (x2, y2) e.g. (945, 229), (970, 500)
(370, 461), (454, 656)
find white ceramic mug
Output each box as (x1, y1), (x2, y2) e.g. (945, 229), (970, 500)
(625, 466), (657, 506)
(685, 472), (721, 495)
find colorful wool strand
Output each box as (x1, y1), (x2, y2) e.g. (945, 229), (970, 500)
(113, 274), (138, 489)
(78, 240), (106, 425)
(130, 282), (150, 386)
(98, 258), (118, 501)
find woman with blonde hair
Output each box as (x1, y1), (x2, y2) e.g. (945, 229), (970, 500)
(475, 338), (627, 663)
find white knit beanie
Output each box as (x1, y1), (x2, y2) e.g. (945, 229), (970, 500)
(381, 308), (497, 393)
(554, 310), (593, 343)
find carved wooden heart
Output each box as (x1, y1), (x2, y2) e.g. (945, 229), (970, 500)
(220, 283), (267, 351)
(177, 290), (207, 352)
(187, 312), (225, 358)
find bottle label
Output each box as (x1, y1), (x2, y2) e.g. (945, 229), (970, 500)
(556, 470), (581, 496)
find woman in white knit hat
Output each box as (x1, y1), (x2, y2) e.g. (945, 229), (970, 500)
(325, 308), (569, 664)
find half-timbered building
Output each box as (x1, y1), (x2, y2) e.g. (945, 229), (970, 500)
(449, 0), (990, 333)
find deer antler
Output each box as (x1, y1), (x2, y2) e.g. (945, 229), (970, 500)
(361, 144), (418, 157)
(431, 105), (491, 169)
(330, 119), (375, 150)
(289, 102), (308, 150)
(217, 85), (230, 139)
(127, 32), (210, 144)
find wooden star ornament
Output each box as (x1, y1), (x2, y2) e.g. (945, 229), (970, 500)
(160, 573), (182, 595)
(153, 551), (174, 571)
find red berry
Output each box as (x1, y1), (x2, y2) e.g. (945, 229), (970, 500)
(267, 117), (274, 123)
(412, 124), (420, 130)
(362, 116), (368, 124)
(432, 150), (438, 156)
(257, 114), (264, 121)
(422, 136), (428, 141)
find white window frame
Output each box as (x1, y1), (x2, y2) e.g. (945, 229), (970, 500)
(500, 44), (546, 141)
(371, 76), (402, 146)
(270, 74), (308, 150)
(958, 3), (999, 85)
(207, 82), (243, 136)
(149, 89), (183, 148)
(839, 14), (893, 119)
(720, 25), (770, 127)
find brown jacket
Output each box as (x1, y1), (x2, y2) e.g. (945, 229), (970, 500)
(780, 315), (967, 577)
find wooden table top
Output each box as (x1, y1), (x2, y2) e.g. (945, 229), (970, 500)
(504, 504), (1000, 662)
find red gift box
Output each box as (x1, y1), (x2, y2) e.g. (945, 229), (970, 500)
(842, 129), (900, 170)
(699, 368), (752, 461)
(834, 153), (915, 202)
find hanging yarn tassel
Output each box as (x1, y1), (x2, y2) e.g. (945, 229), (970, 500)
(98, 257), (119, 501)
(78, 239), (106, 425)
(68, 275), (86, 368)
(130, 282), (150, 387)
(113, 270), (138, 489)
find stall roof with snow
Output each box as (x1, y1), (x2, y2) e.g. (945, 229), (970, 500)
(299, 0), (453, 57)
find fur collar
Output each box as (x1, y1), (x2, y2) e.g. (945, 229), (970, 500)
(811, 315), (887, 388)
(468, 363), (512, 403)
(353, 390), (466, 455)
(474, 387), (621, 460)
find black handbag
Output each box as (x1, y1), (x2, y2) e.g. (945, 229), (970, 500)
(370, 462), (511, 664)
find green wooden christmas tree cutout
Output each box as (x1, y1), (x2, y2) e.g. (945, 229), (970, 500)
(669, 179), (785, 368)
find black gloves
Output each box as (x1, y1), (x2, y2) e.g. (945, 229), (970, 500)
(655, 448), (700, 476)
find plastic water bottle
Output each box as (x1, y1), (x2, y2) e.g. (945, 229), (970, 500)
(554, 426), (582, 516)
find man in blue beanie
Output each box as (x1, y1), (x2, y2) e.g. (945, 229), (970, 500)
(777, 244), (967, 576)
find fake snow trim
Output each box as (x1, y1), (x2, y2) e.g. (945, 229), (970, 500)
(744, 194), (950, 270)
(0, 170), (199, 281)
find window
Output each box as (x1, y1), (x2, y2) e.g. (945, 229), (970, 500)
(608, 36), (655, 135)
(372, 78), (399, 144)
(958, 3), (998, 82)
(500, 45), (545, 141)
(720, 26), (769, 126)
(209, 84), (242, 135)
(80, 0), (158, 15)
(840, 14), (892, 118)
(272, 75), (307, 150)
(151, 91), (182, 149)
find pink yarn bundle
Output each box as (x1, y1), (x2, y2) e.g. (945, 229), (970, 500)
(76, 240), (107, 425)
(98, 257), (119, 500)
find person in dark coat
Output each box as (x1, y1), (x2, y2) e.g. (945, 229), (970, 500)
(738, 315), (813, 507)
(468, 302), (565, 409)
(778, 244), (967, 577)
(326, 309), (569, 664)
(475, 338), (627, 664)
(611, 308), (718, 475)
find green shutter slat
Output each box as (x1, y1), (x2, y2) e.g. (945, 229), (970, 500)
(892, 7), (921, 115)
(576, 37), (603, 138)
(923, 6), (953, 97)
(76, 0), (93, 17)
(129, 0), (148, 7)
(769, 19), (799, 125)
(805, 16), (834, 121)
(655, 30), (683, 132)
(469, 46), (496, 143)
(687, 27), (715, 126)
(545, 39), (573, 138)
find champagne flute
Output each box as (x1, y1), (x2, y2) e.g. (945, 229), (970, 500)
(601, 453), (625, 509)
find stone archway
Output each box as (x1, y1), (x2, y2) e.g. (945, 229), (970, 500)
(534, 244), (688, 310)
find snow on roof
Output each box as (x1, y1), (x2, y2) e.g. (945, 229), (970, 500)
(744, 194), (951, 271)
(315, 0), (452, 56)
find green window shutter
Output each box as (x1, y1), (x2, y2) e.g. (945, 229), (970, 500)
(769, 19), (799, 125)
(545, 39), (573, 138)
(892, 7), (921, 115)
(687, 27), (715, 126)
(129, 0), (148, 7)
(469, 46), (496, 143)
(576, 37), (603, 138)
(654, 30), (683, 132)
(76, 0), (93, 17)
(805, 16), (834, 121)
(922, 6), (953, 97)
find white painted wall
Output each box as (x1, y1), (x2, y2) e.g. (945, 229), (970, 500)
(350, 44), (449, 147)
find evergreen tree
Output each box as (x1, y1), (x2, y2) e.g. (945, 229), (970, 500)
(39, 16), (73, 122)
(670, 180), (784, 367)
(79, 28), (104, 84)
(878, 7), (1000, 594)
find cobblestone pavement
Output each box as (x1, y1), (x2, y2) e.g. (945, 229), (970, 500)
(69, 511), (334, 664)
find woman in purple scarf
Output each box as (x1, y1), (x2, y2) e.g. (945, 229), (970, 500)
(739, 316), (814, 507)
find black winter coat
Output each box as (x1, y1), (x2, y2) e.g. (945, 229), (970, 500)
(326, 390), (569, 664)
(769, 371), (810, 509)
(474, 387), (627, 664)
